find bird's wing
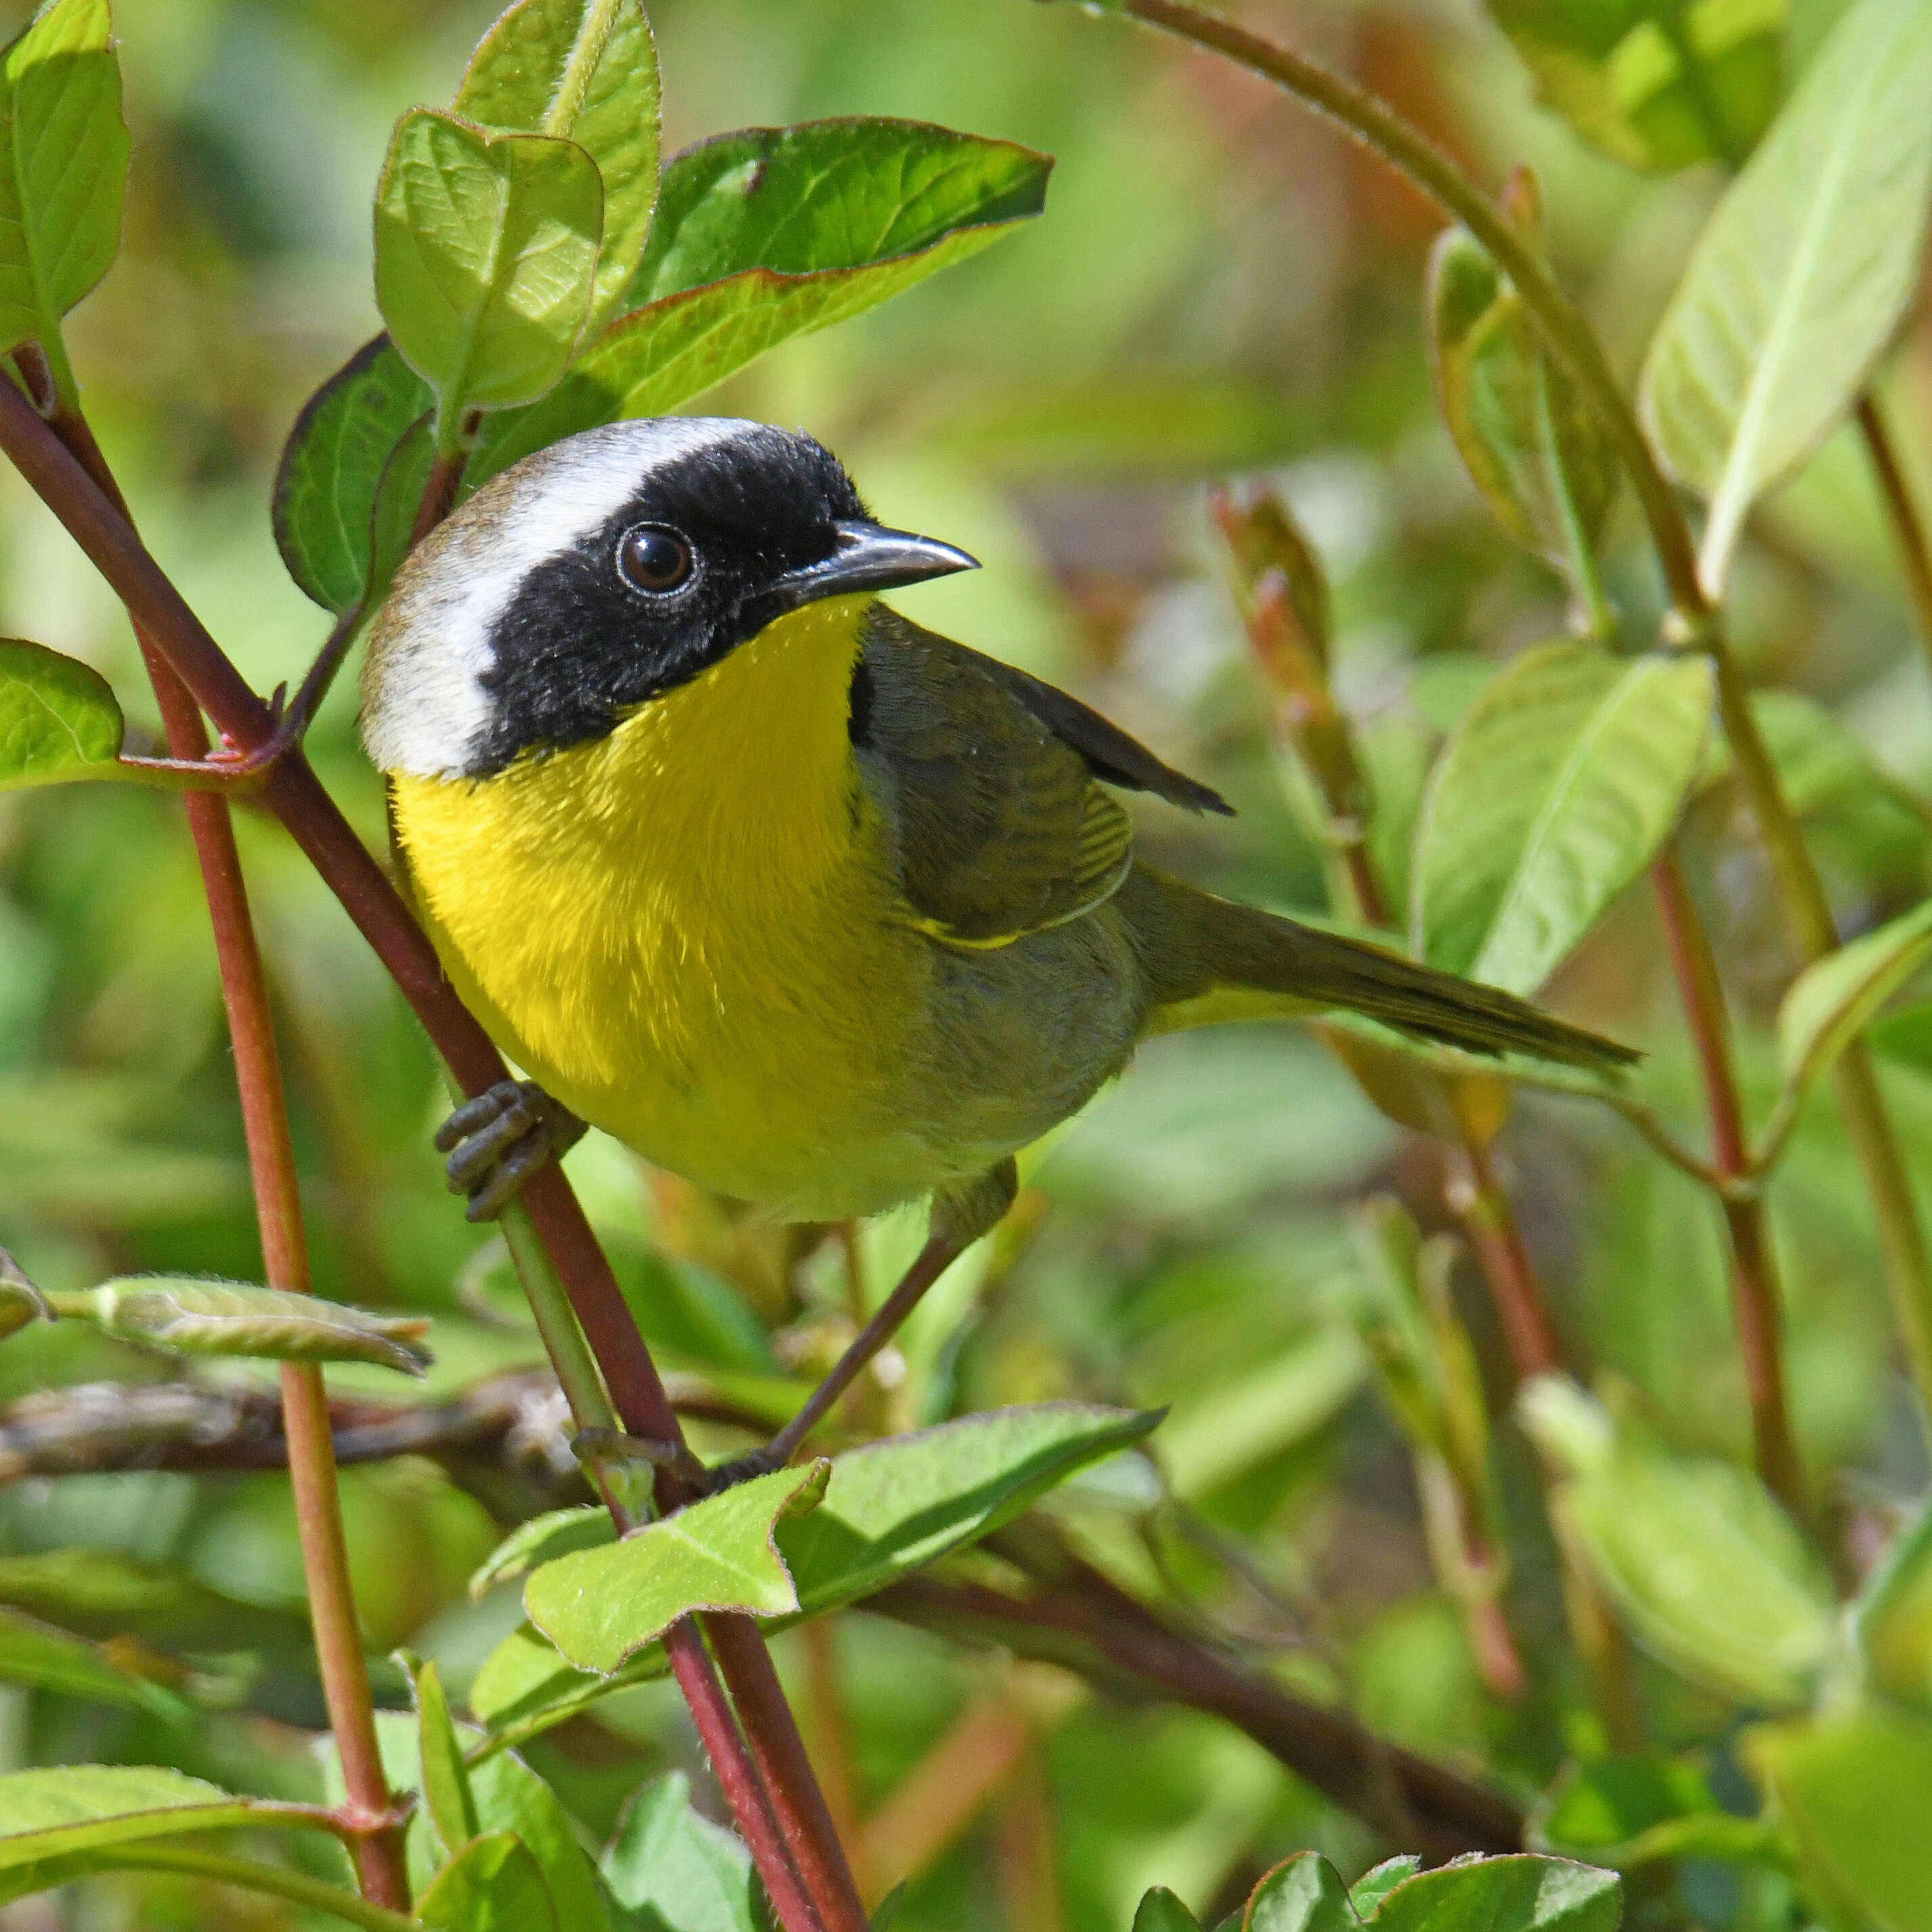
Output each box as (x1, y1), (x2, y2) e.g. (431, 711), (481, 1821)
(855, 611), (1223, 947)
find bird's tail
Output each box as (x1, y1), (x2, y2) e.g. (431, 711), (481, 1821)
(1133, 872), (1635, 1073)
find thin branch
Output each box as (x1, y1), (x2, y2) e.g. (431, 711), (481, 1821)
(1858, 391), (1932, 683)
(89, 1848), (417, 1932)
(1652, 851), (1806, 1518)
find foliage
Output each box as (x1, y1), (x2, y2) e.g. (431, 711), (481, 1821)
(3, 0), (1932, 1925)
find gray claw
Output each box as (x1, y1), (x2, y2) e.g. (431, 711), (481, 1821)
(435, 1079), (585, 1222)
(697, 1446), (785, 1497)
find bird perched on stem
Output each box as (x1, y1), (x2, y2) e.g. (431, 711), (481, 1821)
(361, 418), (1633, 1483)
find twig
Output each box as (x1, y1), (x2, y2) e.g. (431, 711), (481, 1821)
(1651, 852), (1805, 1518)
(1858, 391), (1932, 682)
(31, 392), (406, 1910)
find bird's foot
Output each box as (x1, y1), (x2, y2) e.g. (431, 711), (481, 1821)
(436, 1079), (586, 1222)
(571, 1426), (709, 1492)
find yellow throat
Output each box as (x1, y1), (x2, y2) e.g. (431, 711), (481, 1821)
(387, 595), (927, 1209)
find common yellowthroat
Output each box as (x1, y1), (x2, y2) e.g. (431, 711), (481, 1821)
(362, 418), (1630, 1468)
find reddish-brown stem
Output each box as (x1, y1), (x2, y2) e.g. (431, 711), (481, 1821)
(0, 377), (860, 1932)
(37, 398), (408, 1909)
(1651, 852), (1806, 1518)
(1444, 1134), (1563, 1380)
(704, 1617), (870, 1932)
(802, 1618), (861, 1853)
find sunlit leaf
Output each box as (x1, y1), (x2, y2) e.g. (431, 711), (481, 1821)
(410, 1656), (480, 1863)
(471, 1504), (611, 1600)
(1133, 1887), (1205, 1932)
(466, 119), (1049, 486)
(525, 1463), (828, 1673)
(455, 0), (660, 332)
(1368, 1854), (1621, 1931)
(1521, 1377), (1834, 1706)
(416, 1830), (559, 1932)
(53, 1277), (432, 1375)
(374, 108), (603, 418)
(1482, 0), (1783, 172)
(1412, 643), (1713, 993)
(1246, 1852), (1354, 1931)
(270, 336), (433, 614)
(1746, 1705), (1932, 1930)
(1427, 227), (1615, 586)
(1639, 0), (1932, 590)
(1348, 1860), (1421, 1916)
(602, 1771), (762, 1932)
(0, 0), (129, 368)
(1775, 899), (1932, 1117)
(473, 1404), (1161, 1738)
(0, 638), (123, 790)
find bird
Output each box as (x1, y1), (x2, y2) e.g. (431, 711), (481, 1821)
(360, 416), (1633, 1480)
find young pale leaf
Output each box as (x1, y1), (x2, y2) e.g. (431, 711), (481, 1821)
(0, 638), (123, 790)
(374, 108), (603, 418)
(1245, 1853), (1356, 1932)
(0, 1605), (184, 1717)
(1348, 1859), (1421, 1916)
(465, 119), (1050, 487)
(1745, 1706), (1932, 1931)
(473, 1404), (1161, 1740)
(0, 0), (129, 370)
(1639, 0), (1932, 591)
(1427, 229), (1615, 588)
(0, 1765), (309, 1878)
(471, 1505), (609, 1599)
(1521, 1377), (1834, 1708)
(454, 0), (660, 335)
(1481, 0), (1781, 172)
(1853, 1490), (1932, 1706)
(270, 336), (433, 614)
(58, 1277), (431, 1375)
(1134, 1888), (1204, 1932)
(526, 1463), (827, 1672)
(1776, 898), (1932, 1115)
(1369, 1855), (1621, 1932)
(416, 1830), (559, 1932)
(601, 1771), (762, 1932)
(1412, 644), (1713, 993)
(410, 1657), (480, 1861)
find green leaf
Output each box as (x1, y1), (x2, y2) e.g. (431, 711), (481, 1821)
(1639, 0), (1932, 590)
(525, 1463), (828, 1673)
(471, 1505), (611, 1600)
(0, 1765), (320, 1902)
(1245, 1853), (1355, 1932)
(1482, 0), (1784, 172)
(1746, 1705), (1932, 1930)
(601, 1771), (761, 1932)
(0, 0), (129, 374)
(53, 1277), (432, 1375)
(454, 0), (660, 335)
(1412, 643), (1714, 993)
(374, 108), (603, 419)
(1776, 898), (1932, 1116)
(473, 1404), (1161, 1739)
(1369, 1855), (1621, 1931)
(465, 119), (1050, 488)
(417, 1830), (560, 1932)
(410, 1656), (480, 1862)
(270, 336), (433, 614)
(0, 1604), (184, 1717)
(1427, 228), (1615, 584)
(1852, 1490), (1932, 1708)
(1532, 1755), (1723, 1864)
(1520, 1377), (1834, 1706)
(0, 637), (123, 790)
(1134, 1888), (1205, 1932)
(1348, 1860), (1421, 1916)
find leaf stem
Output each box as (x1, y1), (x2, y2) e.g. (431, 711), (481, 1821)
(1858, 390), (1932, 685)
(34, 393), (408, 1911)
(90, 1847), (418, 1932)
(1651, 850), (1807, 1518)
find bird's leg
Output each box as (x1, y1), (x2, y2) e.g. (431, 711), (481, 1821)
(437, 1079), (587, 1222)
(700, 1160), (1017, 1495)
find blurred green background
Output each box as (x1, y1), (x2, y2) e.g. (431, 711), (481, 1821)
(3, 0), (1931, 1925)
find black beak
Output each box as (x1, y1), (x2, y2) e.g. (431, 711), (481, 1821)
(768, 521), (979, 614)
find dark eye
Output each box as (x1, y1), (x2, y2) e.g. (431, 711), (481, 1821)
(617, 523), (694, 593)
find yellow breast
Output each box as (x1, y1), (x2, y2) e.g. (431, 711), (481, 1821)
(386, 598), (934, 1214)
